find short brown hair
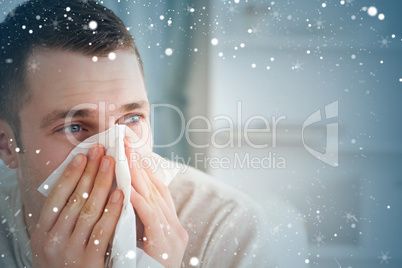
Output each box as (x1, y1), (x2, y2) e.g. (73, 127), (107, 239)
(0, 0), (143, 148)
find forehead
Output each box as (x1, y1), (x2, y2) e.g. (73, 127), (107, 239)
(24, 48), (147, 111)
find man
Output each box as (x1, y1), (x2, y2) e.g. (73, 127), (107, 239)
(0, 0), (275, 267)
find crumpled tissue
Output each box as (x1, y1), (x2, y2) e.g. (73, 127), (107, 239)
(38, 124), (179, 267)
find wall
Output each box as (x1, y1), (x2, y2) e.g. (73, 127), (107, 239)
(207, 0), (402, 267)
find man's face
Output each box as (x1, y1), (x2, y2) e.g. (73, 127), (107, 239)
(17, 49), (151, 222)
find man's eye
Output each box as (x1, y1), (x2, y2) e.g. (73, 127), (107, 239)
(122, 115), (141, 124)
(60, 124), (83, 133)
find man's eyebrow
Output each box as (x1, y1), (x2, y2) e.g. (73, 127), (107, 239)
(40, 109), (99, 130)
(119, 101), (150, 113)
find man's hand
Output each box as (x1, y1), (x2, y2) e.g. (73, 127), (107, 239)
(124, 137), (189, 268)
(30, 145), (123, 268)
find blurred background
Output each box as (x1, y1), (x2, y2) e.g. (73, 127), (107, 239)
(1, 0), (401, 267)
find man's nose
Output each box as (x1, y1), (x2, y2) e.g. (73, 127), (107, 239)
(97, 103), (120, 133)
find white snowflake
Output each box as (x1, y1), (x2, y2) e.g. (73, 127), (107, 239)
(185, 218), (197, 233)
(315, 213), (323, 221)
(226, 3), (239, 16)
(51, 19), (59, 30)
(291, 60), (304, 73)
(345, 0), (355, 6)
(6, 224), (17, 237)
(248, 25), (261, 37)
(270, 224), (281, 235)
(378, 36), (391, 48)
(313, 231), (326, 246)
(185, 4), (195, 15)
(343, 212), (359, 223)
(314, 18), (325, 30)
(145, 22), (156, 34)
(378, 251), (391, 264)
(49, 232), (63, 245)
(250, 241), (262, 251)
(271, 9), (281, 21)
(27, 59), (40, 73)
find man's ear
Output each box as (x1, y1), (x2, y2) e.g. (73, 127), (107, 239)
(0, 119), (19, 169)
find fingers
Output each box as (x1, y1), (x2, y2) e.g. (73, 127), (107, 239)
(51, 145), (105, 236)
(124, 141), (168, 215)
(130, 186), (166, 245)
(129, 185), (157, 228)
(124, 136), (180, 237)
(123, 136), (189, 267)
(124, 141), (150, 197)
(32, 144), (126, 267)
(142, 160), (177, 214)
(85, 190), (124, 260)
(125, 136), (177, 220)
(142, 173), (176, 225)
(39, 153), (87, 233)
(70, 155), (115, 246)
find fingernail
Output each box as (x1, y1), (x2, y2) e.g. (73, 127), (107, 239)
(111, 190), (121, 203)
(100, 158), (110, 172)
(73, 154), (84, 166)
(89, 146), (99, 160)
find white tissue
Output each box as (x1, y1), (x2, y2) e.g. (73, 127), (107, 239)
(38, 124), (179, 268)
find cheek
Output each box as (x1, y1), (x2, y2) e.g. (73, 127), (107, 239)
(23, 141), (75, 179)
(142, 128), (152, 150)
(20, 115), (73, 176)
(132, 121), (152, 151)
(141, 121), (153, 150)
